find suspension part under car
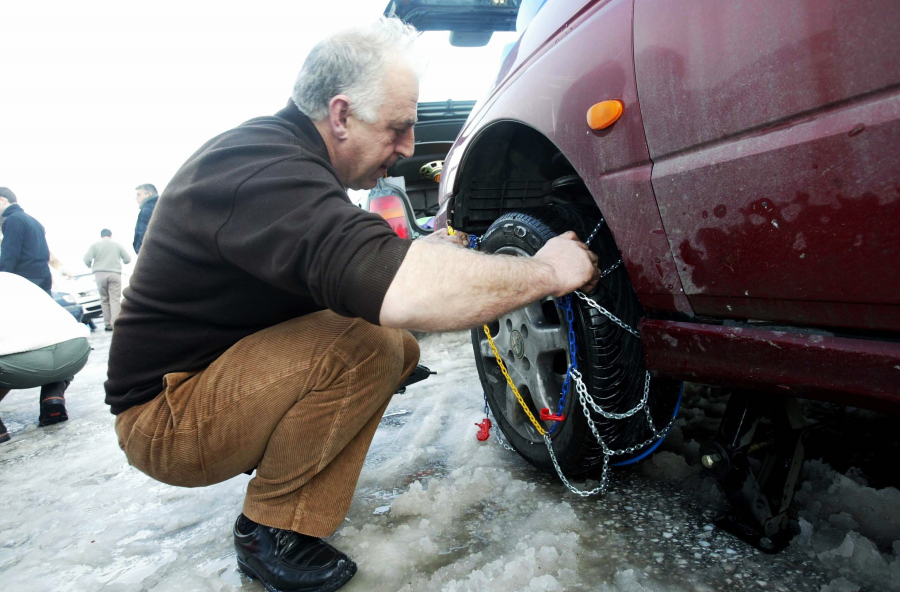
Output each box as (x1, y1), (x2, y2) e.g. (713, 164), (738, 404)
(699, 392), (814, 552)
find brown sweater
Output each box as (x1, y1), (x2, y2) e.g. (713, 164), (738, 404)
(105, 101), (411, 414)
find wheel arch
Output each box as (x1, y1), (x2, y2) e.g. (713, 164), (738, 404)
(451, 119), (604, 236)
(449, 117), (692, 317)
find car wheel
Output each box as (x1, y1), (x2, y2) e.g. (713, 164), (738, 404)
(471, 205), (681, 476)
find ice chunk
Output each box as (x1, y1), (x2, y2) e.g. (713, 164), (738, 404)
(817, 531), (900, 590)
(828, 512), (860, 532)
(640, 451), (701, 481)
(795, 517), (814, 547)
(820, 577), (861, 592)
(597, 568), (688, 592)
(795, 460), (900, 548)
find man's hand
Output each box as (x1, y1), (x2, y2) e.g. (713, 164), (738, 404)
(534, 231), (599, 296)
(421, 227), (469, 248)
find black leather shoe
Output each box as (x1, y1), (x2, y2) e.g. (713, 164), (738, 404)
(234, 515), (357, 592)
(0, 417), (9, 443)
(38, 397), (68, 427)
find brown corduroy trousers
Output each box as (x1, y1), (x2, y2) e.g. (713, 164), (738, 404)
(114, 311), (419, 537)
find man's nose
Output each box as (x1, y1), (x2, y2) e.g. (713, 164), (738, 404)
(396, 128), (415, 159)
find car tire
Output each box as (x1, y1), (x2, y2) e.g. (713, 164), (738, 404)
(471, 205), (681, 476)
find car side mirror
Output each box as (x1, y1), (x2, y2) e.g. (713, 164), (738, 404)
(449, 30), (494, 47)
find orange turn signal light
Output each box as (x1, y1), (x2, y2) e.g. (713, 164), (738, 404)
(586, 100), (624, 130)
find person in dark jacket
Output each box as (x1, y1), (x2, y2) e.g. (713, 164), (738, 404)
(0, 187), (52, 293)
(133, 183), (158, 254)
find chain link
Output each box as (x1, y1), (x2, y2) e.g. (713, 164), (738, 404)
(492, 416), (516, 452)
(540, 298), (671, 497)
(572, 291), (641, 338)
(601, 259), (623, 278)
(482, 325), (547, 436)
(570, 368), (650, 420)
(467, 218), (676, 498)
(545, 433), (609, 497)
(585, 219), (605, 247)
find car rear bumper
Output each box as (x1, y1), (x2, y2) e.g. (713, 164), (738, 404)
(641, 319), (900, 414)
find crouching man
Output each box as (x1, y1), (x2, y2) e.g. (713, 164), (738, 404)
(0, 272), (91, 441)
(105, 17), (599, 592)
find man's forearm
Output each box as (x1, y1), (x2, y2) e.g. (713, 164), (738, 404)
(379, 240), (558, 332)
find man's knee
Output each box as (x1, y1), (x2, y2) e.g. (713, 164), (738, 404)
(341, 321), (418, 379)
(399, 330), (420, 377)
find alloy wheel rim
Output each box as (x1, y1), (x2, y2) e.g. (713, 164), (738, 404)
(478, 245), (573, 442)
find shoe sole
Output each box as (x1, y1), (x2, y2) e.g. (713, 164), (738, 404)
(39, 403), (68, 427)
(237, 559), (357, 592)
(0, 433), (9, 443)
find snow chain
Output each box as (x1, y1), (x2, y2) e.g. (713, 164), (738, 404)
(456, 219), (677, 497)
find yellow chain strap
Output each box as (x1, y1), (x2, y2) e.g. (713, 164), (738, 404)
(482, 324), (547, 436)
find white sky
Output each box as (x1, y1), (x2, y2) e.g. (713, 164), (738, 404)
(1, 0), (517, 273)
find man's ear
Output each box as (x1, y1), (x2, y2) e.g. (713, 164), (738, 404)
(327, 95), (352, 140)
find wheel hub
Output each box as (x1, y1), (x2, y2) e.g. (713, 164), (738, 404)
(510, 330), (525, 359)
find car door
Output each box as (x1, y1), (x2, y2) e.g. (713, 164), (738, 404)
(633, 0), (900, 330)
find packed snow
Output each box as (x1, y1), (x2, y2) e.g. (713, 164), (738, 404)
(0, 330), (898, 591)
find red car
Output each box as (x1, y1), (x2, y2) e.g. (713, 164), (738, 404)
(386, 0), (900, 549)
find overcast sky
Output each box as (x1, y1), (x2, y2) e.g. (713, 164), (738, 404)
(1, 0), (517, 274)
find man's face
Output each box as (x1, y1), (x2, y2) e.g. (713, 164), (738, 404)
(135, 190), (150, 207)
(0, 197), (9, 215)
(339, 65), (419, 190)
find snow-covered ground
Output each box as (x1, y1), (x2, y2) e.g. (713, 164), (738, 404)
(1, 330), (898, 592)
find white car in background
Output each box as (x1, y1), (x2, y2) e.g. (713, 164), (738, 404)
(51, 268), (102, 324)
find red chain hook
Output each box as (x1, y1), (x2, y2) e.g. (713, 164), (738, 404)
(540, 408), (566, 422)
(475, 418), (492, 441)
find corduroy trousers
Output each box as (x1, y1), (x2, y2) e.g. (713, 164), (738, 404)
(114, 311), (419, 537)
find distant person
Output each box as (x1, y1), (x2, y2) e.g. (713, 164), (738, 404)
(133, 183), (159, 254)
(0, 187), (52, 292)
(84, 229), (132, 331)
(0, 272), (91, 443)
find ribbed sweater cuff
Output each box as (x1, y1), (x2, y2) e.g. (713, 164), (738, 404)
(340, 236), (412, 325)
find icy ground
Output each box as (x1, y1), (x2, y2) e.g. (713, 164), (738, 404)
(1, 330), (898, 592)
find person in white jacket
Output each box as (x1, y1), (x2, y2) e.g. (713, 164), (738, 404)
(0, 272), (91, 442)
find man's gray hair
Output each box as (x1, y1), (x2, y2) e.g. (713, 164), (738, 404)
(292, 17), (421, 124)
(135, 183), (158, 197)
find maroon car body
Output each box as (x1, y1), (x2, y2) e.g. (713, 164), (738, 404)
(432, 0), (900, 411)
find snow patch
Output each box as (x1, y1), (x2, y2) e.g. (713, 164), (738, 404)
(640, 451), (701, 481)
(597, 568), (687, 592)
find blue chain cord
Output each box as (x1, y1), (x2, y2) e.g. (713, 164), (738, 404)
(550, 295), (577, 434)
